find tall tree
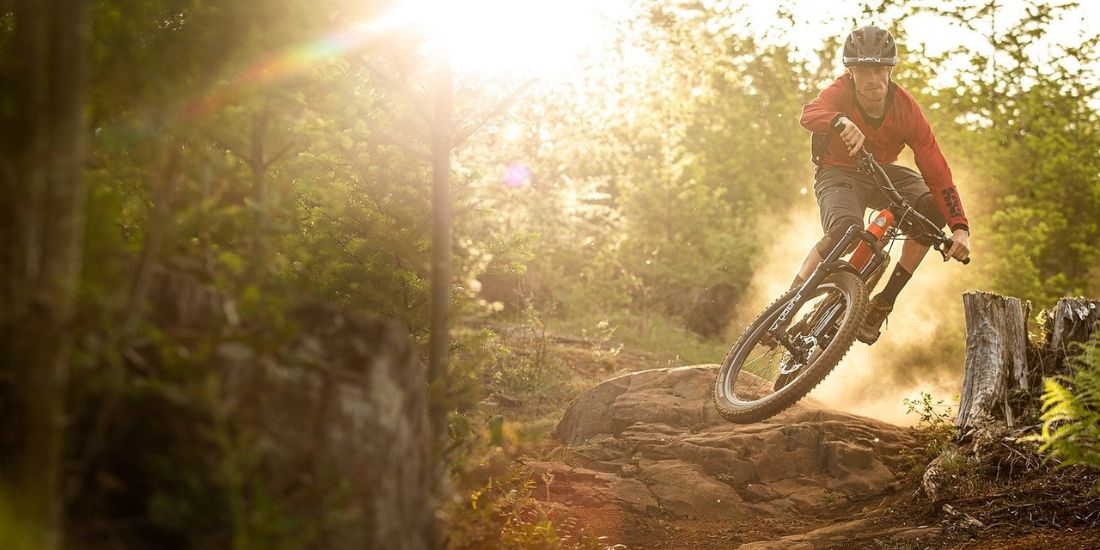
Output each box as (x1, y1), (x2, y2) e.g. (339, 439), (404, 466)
(0, 0), (92, 547)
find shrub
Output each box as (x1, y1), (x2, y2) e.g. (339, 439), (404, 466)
(1031, 334), (1100, 488)
(901, 392), (957, 475)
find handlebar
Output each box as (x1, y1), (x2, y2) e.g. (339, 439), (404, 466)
(831, 118), (970, 265)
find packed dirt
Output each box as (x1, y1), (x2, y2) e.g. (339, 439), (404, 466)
(524, 364), (1100, 549)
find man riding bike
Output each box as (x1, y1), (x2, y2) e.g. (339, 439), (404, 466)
(793, 25), (971, 345)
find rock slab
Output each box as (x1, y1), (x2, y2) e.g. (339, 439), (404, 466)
(544, 366), (914, 522)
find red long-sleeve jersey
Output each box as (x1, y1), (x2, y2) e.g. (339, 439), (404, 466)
(801, 74), (968, 231)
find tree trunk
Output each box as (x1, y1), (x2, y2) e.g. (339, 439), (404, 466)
(428, 56), (452, 439)
(956, 292), (1030, 431)
(250, 104), (271, 279)
(425, 48), (452, 550)
(123, 147), (184, 336)
(0, 1), (91, 547)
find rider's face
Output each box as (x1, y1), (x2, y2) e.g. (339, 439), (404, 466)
(848, 65), (892, 103)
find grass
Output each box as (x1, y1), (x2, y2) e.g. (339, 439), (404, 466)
(546, 310), (732, 367)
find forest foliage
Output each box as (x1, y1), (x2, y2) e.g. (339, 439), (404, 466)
(1, 0), (1098, 546)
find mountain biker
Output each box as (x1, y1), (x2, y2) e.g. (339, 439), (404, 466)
(794, 25), (970, 345)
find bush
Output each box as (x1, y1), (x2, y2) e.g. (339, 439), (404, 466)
(901, 392), (956, 475)
(1032, 335), (1100, 488)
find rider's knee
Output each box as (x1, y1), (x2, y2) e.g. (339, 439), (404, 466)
(815, 216), (862, 257)
(912, 194), (947, 246)
(915, 194), (946, 227)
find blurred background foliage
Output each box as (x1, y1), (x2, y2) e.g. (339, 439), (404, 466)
(3, 0), (1097, 546)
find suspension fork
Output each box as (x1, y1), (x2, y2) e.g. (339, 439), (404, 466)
(768, 225), (886, 357)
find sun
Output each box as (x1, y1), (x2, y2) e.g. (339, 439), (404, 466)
(390, 0), (629, 78)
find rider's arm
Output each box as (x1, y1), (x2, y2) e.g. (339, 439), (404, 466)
(800, 76), (850, 134)
(905, 100), (969, 233)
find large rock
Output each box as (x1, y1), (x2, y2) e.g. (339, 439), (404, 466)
(71, 272), (439, 549)
(553, 365), (728, 445)
(219, 304), (438, 549)
(542, 366), (913, 521)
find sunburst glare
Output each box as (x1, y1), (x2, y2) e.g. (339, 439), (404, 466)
(391, 0), (630, 77)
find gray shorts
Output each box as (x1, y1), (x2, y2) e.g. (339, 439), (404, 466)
(814, 164), (946, 244)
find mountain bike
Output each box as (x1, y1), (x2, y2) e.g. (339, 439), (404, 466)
(712, 141), (969, 424)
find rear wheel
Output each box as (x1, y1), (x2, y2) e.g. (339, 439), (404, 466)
(712, 271), (868, 423)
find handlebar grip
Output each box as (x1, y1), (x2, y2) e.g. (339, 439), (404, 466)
(938, 241), (971, 265)
(934, 238), (970, 265)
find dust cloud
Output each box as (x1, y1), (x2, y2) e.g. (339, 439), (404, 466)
(732, 171), (982, 426)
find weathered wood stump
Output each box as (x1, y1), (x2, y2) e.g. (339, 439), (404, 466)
(928, 295), (1098, 500)
(1044, 297), (1100, 356)
(956, 294), (1099, 431)
(956, 292), (1030, 430)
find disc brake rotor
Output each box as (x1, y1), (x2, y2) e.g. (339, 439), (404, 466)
(779, 335), (817, 375)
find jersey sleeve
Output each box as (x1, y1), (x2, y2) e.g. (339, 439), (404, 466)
(800, 76), (849, 134)
(907, 103), (969, 231)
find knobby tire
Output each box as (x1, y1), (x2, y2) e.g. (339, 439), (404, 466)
(712, 271), (868, 423)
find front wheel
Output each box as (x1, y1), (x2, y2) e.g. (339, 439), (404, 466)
(712, 271), (868, 423)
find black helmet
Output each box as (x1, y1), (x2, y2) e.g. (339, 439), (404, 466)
(843, 25), (897, 67)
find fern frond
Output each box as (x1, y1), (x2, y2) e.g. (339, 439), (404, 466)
(1031, 334), (1100, 482)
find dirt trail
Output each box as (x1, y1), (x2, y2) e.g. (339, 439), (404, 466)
(531, 365), (1099, 549)
(529, 365), (924, 548)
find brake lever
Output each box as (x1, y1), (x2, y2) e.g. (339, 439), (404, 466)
(935, 242), (949, 261)
(854, 150), (877, 176)
(935, 238), (971, 265)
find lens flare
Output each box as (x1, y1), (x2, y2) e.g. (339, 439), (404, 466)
(503, 161), (532, 189)
(186, 19), (395, 118)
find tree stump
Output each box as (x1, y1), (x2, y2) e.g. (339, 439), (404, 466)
(686, 282), (739, 338)
(956, 292), (1030, 430)
(1044, 297), (1100, 355)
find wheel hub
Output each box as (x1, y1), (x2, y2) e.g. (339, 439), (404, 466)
(779, 335), (817, 375)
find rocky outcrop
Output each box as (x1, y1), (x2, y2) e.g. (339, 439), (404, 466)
(542, 366), (914, 524)
(219, 305), (438, 549)
(70, 266), (441, 550)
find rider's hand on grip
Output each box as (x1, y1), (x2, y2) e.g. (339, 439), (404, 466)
(945, 228), (970, 264)
(831, 117), (865, 157)
(936, 245), (968, 264)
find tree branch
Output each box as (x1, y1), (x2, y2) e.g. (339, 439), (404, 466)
(452, 80), (534, 147)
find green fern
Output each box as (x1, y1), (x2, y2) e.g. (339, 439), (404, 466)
(1032, 335), (1100, 488)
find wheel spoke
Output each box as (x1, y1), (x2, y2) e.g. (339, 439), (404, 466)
(740, 347), (782, 373)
